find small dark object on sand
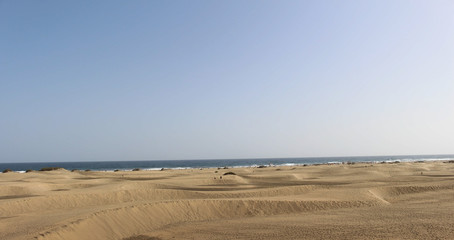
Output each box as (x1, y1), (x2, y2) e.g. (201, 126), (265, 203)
(122, 235), (163, 240)
(257, 165), (267, 168)
(132, 168), (141, 171)
(2, 169), (13, 173)
(40, 167), (63, 171)
(223, 172), (236, 176)
(26, 169), (33, 173)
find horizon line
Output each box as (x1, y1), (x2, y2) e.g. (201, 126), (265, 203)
(2, 153), (454, 164)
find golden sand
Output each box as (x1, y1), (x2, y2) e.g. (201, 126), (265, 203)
(1, 161), (453, 240)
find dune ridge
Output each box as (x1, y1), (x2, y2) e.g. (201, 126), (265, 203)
(36, 199), (382, 240)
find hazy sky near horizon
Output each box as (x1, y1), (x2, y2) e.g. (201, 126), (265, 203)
(1, 1), (454, 162)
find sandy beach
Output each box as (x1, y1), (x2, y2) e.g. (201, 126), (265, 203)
(1, 161), (453, 240)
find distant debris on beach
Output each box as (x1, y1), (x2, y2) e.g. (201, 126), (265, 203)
(40, 167), (63, 171)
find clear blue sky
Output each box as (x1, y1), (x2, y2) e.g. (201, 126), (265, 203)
(1, 1), (453, 162)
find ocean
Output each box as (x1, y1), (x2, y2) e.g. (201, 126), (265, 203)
(1, 154), (453, 173)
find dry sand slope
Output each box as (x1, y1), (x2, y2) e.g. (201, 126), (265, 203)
(1, 162), (454, 240)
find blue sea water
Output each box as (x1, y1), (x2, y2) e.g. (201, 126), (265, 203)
(1, 154), (453, 173)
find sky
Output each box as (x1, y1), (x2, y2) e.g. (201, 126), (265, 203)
(1, 0), (453, 162)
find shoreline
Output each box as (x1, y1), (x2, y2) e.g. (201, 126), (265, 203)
(2, 158), (454, 174)
(2, 154), (454, 172)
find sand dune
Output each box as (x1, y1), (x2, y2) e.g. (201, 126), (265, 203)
(1, 162), (453, 239)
